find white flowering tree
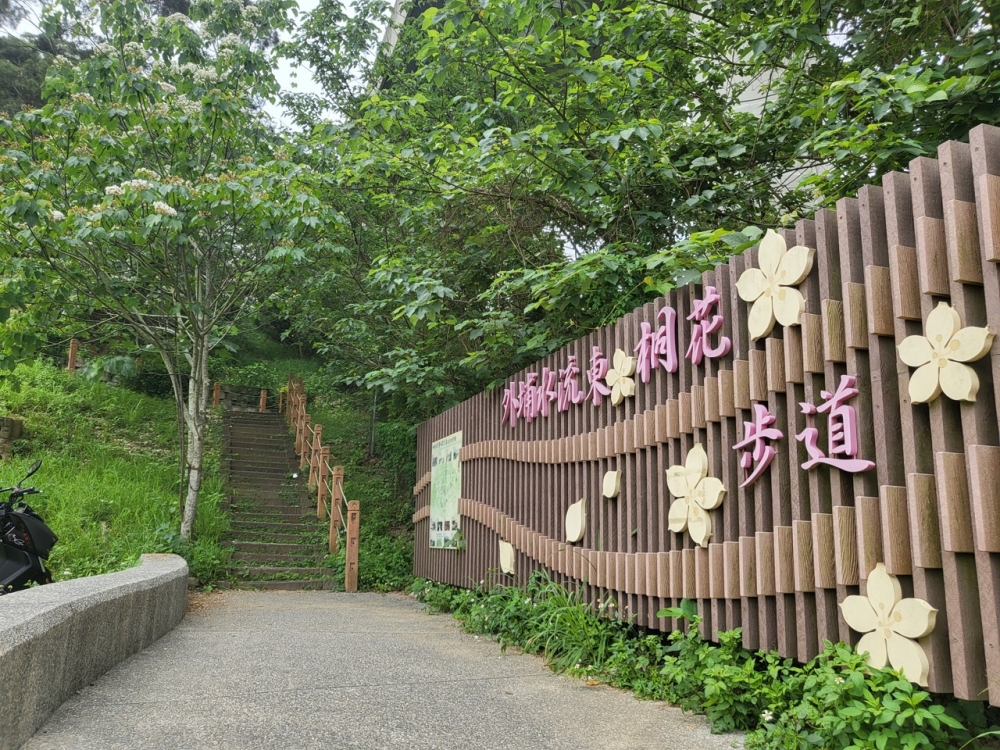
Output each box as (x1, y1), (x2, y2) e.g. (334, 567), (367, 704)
(0, 0), (334, 539)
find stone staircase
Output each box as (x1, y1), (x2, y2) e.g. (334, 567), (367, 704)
(222, 411), (335, 590)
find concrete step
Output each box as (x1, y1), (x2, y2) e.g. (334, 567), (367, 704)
(231, 510), (315, 523)
(229, 519), (319, 533)
(229, 531), (324, 544)
(232, 551), (325, 565)
(232, 565), (336, 577)
(218, 578), (334, 591)
(233, 541), (323, 555)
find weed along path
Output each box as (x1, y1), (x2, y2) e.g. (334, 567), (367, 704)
(24, 591), (741, 750)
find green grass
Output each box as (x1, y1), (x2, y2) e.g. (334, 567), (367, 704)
(0, 361), (229, 584)
(305, 399), (415, 592)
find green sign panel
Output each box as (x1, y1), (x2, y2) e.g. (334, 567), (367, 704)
(430, 431), (462, 548)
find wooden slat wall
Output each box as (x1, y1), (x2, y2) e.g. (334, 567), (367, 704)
(412, 124), (1000, 704)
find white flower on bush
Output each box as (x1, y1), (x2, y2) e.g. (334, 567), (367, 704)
(49, 210), (65, 221)
(70, 93), (94, 105)
(153, 201), (177, 217)
(761, 710), (775, 723)
(122, 179), (152, 191)
(105, 185), (124, 196)
(159, 82), (176, 94)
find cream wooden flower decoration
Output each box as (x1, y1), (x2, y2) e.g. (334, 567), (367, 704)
(498, 540), (515, 575)
(603, 470), (621, 498)
(898, 302), (993, 404)
(666, 443), (725, 547)
(605, 349), (636, 406)
(840, 563), (937, 686)
(736, 229), (815, 341)
(565, 499), (586, 543)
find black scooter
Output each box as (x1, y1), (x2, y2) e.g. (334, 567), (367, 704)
(0, 460), (58, 595)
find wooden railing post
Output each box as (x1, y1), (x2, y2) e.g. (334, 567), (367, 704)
(317, 447), (330, 521)
(308, 424), (322, 488)
(300, 414), (311, 470)
(345, 500), (360, 593)
(67, 339), (79, 373)
(258, 389), (267, 413)
(329, 465), (345, 554)
(212, 382), (221, 407)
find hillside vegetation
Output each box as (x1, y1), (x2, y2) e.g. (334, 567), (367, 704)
(0, 361), (228, 583)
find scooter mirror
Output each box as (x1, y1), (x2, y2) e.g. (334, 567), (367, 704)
(20, 460), (41, 484)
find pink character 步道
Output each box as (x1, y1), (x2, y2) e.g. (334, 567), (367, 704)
(732, 403), (783, 487)
(686, 286), (732, 365)
(585, 346), (612, 406)
(634, 306), (679, 383)
(795, 375), (875, 473)
(557, 356), (586, 412)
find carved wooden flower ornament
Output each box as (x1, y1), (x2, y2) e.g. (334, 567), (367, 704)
(898, 302), (993, 404)
(666, 443), (725, 547)
(605, 349), (637, 406)
(735, 229), (815, 341)
(840, 563), (937, 686)
(498, 540), (515, 575)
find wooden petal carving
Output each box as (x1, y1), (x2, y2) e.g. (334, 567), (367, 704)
(565, 499), (587, 543)
(602, 470), (621, 498)
(498, 540), (515, 575)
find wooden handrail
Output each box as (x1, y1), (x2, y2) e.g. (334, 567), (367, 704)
(284, 373), (359, 592)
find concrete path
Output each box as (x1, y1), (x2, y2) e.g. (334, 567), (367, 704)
(25, 591), (742, 750)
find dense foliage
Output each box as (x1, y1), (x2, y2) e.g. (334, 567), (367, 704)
(0, 0), (336, 537)
(275, 0), (1000, 418)
(411, 575), (999, 748)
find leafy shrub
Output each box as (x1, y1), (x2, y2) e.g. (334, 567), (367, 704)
(410, 575), (997, 749)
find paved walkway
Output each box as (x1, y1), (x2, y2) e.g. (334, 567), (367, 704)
(25, 592), (742, 750)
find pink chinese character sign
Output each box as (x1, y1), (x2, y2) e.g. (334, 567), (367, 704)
(795, 375), (875, 473)
(686, 286), (731, 365)
(733, 403), (782, 488)
(635, 306), (678, 382)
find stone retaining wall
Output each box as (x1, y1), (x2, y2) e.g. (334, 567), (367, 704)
(0, 554), (188, 750)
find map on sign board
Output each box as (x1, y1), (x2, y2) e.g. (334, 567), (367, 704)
(430, 431), (462, 549)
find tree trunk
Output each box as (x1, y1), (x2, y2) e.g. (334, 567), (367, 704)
(180, 332), (211, 540)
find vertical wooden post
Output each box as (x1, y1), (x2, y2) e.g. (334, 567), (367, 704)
(67, 339), (79, 373)
(258, 389), (267, 413)
(308, 424), (322, 488)
(329, 465), (345, 554)
(212, 382), (221, 407)
(345, 500), (360, 593)
(278, 390), (285, 415)
(317, 447), (330, 521)
(300, 415), (311, 470)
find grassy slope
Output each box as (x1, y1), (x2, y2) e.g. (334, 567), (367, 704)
(0, 361), (228, 582)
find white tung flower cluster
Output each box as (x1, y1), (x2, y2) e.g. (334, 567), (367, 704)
(159, 82), (176, 94)
(70, 93), (95, 105)
(104, 185), (124, 196)
(121, 179), (152, 191)
(152, 201), (177, 217)
(49, 210), (65, 221)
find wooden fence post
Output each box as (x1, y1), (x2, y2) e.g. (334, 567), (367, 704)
(258, 389), (267, 413)
(345, 500), (360, 593)
(300, 414), (311, 470)
(308, 424), (322, 488)
(67, 339), (79, 373)
(329, 465), (345, 554)
(212, 382), (221, 407)
(317, 447), (330, 521)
